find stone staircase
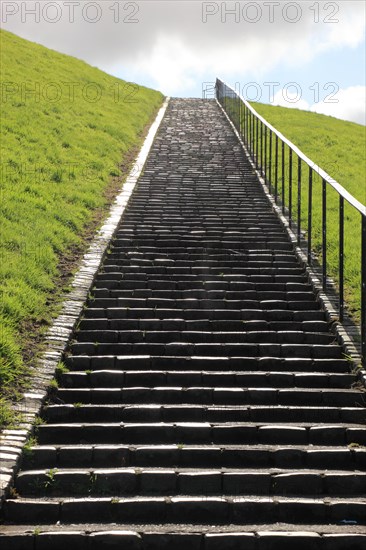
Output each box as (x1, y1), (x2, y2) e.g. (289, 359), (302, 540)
(1, 99), (366, 549)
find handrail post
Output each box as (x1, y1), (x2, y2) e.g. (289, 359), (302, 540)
(264, 126), (267, 182)
(269, 131), (272, 193)
(260, 122), (264, 176)
(339, 196), (344, 321)
(250, 111), (252, 154)
(307, 167), (313, 265)
(281, 141), (285, 214)
(297, 158), (302, 245)
(289, 148), (293, 228)
(322, 178), (327, 291)
(362, 214), (366, 364)
(275, 135), (278, 203)
(255, 116), (259, 169)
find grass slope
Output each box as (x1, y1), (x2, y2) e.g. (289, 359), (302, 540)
(0, 29), (163, 421)
(250, 102), (366, 323)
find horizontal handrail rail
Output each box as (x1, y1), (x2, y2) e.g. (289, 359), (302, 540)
(216, 79), (366, 216)
(216, 77), (366, 366)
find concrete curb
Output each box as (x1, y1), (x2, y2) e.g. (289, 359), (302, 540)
(216, 99), (366, 387)
(0, 97), (170, 507)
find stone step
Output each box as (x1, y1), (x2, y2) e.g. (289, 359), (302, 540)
(1, 527), (366, 550)
(15, 468), (366, 498)
(59, 370), (355, 389)
(104, 251), (297, 265)
(78, 318), (330, 332)
(100, 265), (302, 275)
(82, 308), (326, 322)
(91, 290), (316, 302)
(112, 232), (288, 241)
(74, 330), (335, 345)
(69, 342), (341, 359)
(35, 422), (366, 446)
(93, 280), (308, 291)
(103, 259), (299, 269)
(103, 251), (298, 262)
(65, 356), (350, 374)
(95, 272), (309, 283)
(108, 240), (291, 251)
(54, 387), (364, 408)
(84, 298), (320, 312)
(21, 443), (366, 471)
(3, 495), (366, 525)
(43, 404), (366, 425)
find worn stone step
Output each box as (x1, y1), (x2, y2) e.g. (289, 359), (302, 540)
(59, 370), (355, 389)
(21, 444), (366, 471)
(91, 290), (316, 304)
(54, 387), (364, 408)
(78, 319), (330, 333)
(15, 468), (366, 498)
(65, 355), (351, 374)
(104, 251), (299, 261)
(35, 422), (366, 446)
(93, 280), (310, 291)
(69, 342), (341, 359)
(101, 265), (302, 275)
(4, 495), (366, 525)
(95, 274), (310, 286)
(82, 307), (326, 322)
(43, 404), (366, 425)
(75, 330), (335, 345)
(85, 296), (319, 311)
(2, 529), (366, 550)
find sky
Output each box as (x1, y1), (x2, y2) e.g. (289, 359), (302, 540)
(1, 0), (365, 124)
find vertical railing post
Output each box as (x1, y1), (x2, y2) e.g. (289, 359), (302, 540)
(297, 158), (302, 245)
(255, 116), (259, 169)
(251, 112), (254, 155)
(274, 135), (278, 203)
(281, 141), (285, 214)
(264, 126), (267, 181)
(260, 122), (264, 176)
(322, 178), (327, 291)
(289, 148), (293, 228)
(269, 131), (272, 193)
(307, 167), (313, 265)
(245, 105), (248, 147)
(339, 196), (344, 321)
(361, 214), (366, 364)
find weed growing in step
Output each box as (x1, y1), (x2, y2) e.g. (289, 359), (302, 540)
(55, 362), (70, 375)
(44, 468), (58, 489)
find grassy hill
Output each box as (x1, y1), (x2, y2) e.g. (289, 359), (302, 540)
(0, 30), (164, 423)
(249, 101), (365, 325)
(251, 102), (365, 204)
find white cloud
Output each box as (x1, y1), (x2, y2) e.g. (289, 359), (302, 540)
(310, 86), (366, 125)
(1, 0), (365, 119)
(271, 89), (310, 111)
(3, 1), (364, 77)
(268, 86), (366, 126)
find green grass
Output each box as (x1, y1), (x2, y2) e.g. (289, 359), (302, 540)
(0, 29), (164, 423)
(226, 98), (365, 322)
(250, 102), (365, 204)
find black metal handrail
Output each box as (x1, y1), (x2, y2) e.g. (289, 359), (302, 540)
(216, 78), (366, 365)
